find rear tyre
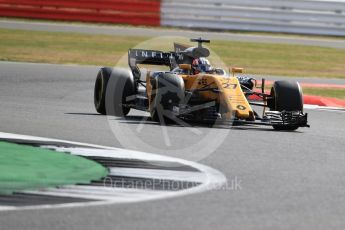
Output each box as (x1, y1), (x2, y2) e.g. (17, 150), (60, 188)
(268, 81), (303, 131)
(94, 67), (112, 115)
(94, 67), (135, 116)
(150, 73), (185, 125)
(106, 68), (135, 116)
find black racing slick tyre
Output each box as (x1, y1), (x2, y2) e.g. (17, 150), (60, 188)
(94, 67), (135, 116)
(268, 81), (303, 131)
(150, 73), (185, 124)
(94, 67), (112, 115)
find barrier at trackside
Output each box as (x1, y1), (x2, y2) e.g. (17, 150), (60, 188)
(0, 0), (344, 35)
(161, 0), (345, 36)
(0, 0), (161, 26)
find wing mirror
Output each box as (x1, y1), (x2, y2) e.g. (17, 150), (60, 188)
(179, 64), (192, 70)
(230, 67), (244, 77)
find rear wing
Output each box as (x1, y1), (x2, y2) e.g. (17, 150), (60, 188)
(127, 47), (200, 80)
(128, 49), (177, 80)
(127, 38), (211, 80)
(128, 49), (172, 66)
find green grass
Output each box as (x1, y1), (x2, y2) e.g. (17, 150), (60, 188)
(0, 141), (107, 194)
(211, 40), (345, 78)
(302, 88), (345, 100)
(262, 85), (345, 100)
(0, 28), (146, 66)
(0, 28), (345, 78)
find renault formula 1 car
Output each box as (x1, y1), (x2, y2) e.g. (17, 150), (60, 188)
(94, 38), (309, 130)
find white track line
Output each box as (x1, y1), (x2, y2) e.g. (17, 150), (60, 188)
(304, 104), (345, 112)
(41, 146), (189, 163)
(108, 167), (205, 182)
(0, 132), (227, 211)
(23, 187), (173, 202)
(0, 206), (15, 211)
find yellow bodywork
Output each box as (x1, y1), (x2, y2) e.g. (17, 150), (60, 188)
(146, 72), (255, 121)
(182, 74), (255, 120)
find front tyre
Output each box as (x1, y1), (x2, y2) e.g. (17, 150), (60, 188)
(268, 81), (303, 131)
(151, 73), (185, 124)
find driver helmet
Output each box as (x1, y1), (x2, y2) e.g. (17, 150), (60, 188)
(192, 58), (213, 74)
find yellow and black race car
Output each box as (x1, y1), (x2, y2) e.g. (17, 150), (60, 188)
(94, 38), (309, 130)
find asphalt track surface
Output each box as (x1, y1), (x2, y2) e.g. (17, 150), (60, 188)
(1, 19), (345, 49)
(0, 61), (345, 230)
